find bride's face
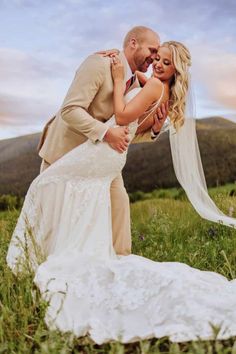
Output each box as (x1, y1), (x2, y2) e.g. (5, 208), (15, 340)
(152, 46), (176, 82)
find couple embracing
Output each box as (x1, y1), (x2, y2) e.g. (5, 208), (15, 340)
(7, 26), (236, 343)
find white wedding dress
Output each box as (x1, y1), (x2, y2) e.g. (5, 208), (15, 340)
(7, 88), (236, 344)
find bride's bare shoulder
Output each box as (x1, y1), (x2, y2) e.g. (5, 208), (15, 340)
(146, 76), (162, 87)
(144, 77), (163, 99)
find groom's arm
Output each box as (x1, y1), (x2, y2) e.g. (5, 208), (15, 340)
(61, 55), (108, 143)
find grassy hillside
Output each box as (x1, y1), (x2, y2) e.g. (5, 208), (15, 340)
(123, 117), (236, 192)
(0, 185), (236, 352)
(0, 117), (235, 196)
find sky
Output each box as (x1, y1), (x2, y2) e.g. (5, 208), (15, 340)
(0, 0), (236, 140)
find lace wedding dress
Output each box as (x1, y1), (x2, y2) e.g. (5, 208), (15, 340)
(7, 88), (236, 344)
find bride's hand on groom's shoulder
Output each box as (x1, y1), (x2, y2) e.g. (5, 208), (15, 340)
(111, 55), (124, 82)
(94, 50), (124, 80)
(95, 49), (120, 57)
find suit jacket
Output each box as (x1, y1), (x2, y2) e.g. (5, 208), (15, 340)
(38, 52), (152, 164)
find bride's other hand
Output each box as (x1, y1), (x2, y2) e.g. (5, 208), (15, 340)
(152, 102), (169, 134)
(111, 55), (124, 82)
(95, 49), (120, 57)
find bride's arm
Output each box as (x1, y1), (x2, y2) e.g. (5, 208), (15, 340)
(111, 56), (163, 125)
(135, 71), (148, 86)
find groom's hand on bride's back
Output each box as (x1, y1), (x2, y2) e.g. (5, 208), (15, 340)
(103, 126), (130, 153)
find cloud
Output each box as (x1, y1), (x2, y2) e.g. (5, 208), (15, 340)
(0, 0), (236, 139)
(0, 47), (70, 97)
(0, 93), (54, 126)
(192, 45), (236, 111)
(0, 47), (77, 136)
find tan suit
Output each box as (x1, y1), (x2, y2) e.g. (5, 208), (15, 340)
(38, 53), (152, 255)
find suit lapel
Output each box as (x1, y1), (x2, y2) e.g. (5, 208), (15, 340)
(119, 51), (133, 94)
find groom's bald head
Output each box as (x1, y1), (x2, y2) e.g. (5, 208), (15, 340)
(123, 26), (160, 49)
(123, 26), (160, 73)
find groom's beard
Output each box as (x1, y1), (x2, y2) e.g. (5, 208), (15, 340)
(134, 51), (153, 72)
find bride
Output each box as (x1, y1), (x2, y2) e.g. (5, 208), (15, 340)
(7, 41), (236, 344)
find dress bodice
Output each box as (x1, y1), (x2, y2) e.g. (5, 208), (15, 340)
(104, 88), (141, 140)
(105, 87), (165, 141)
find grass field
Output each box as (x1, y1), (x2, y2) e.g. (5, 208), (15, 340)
(0, 184), (236, 353)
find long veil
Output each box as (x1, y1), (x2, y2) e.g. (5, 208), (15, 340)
(169, 84), (236, 228)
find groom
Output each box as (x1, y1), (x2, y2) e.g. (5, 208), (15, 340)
(38, 26), (167, 256)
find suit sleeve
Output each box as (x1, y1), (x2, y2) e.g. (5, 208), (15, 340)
(61, 55), (108, 143)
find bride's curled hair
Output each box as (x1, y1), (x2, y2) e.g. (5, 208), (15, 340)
(162, 41), (191, 130)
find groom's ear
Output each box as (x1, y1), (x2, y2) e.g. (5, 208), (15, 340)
(130, 38), (137, 49)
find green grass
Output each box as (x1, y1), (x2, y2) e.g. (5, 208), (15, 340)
(0, 185), (236, 353)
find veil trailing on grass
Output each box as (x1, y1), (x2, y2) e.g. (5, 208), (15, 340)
(169, 81), (236, 228)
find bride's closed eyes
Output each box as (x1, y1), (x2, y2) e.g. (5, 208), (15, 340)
(155, 55), (171, 66)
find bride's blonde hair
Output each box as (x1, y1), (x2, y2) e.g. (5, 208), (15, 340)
(162, 41), (191, 130)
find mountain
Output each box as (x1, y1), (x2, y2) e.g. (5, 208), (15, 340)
(0, 117), (235, 196)
(124, 117), (236, 192)
(0, 133), (41, 196)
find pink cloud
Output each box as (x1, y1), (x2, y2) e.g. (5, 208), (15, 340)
(192, 46), (236, 111)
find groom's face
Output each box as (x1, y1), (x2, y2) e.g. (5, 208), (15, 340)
(133, 34), (159, 72)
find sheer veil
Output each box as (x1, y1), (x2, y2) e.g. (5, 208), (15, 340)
(169, 80), (236, 228)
